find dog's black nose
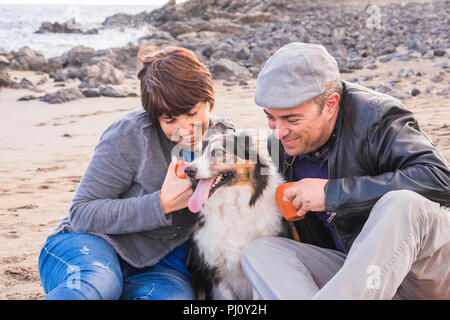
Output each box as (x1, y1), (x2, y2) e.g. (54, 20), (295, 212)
(184, 166), (197, 178)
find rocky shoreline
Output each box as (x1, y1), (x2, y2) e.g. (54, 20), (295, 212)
(0, 0), (449, 104)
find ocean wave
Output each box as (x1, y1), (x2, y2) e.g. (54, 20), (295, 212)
(0, 4), (158, 58)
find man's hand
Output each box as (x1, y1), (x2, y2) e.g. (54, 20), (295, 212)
(284, 178), (328, 219)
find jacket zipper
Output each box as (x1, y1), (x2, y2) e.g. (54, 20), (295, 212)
(326, 145), (346, 251)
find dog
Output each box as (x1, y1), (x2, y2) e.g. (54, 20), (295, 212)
(185, 131), (288, 300)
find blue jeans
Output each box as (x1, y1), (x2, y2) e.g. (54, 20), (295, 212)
(38, 232), (195, 300)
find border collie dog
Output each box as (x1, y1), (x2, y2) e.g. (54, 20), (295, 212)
(185, 132), (287, 300)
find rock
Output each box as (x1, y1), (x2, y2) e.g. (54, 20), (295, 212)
(430, 72), (445, 83)
(380, 46), (396, 56)
(67, 46), (96, 67)
(161, 18), (239, 38)
(36, 77), (48, 85)
(208, 58), (251, 80)
(397, 69), (414, 79)
(0, 70), (11, 87)
(48, 53), (69, 72)
(411, 88), (420, 96)
(85, 28), (99, 34)
(434, 49), (446, 57)
(201, 45), (214, 59)
(378, 55), (393, 63)
(98, 85), (137, 97)
(102, 13), (139, 27)
(422, 50), (434, 59)
(11, 77), (35, 89)
(235, 47), (251, 61)
(0, 55), (10, 65)
(366, 64), (377, 70)
(50, 69), (67, 82)
(237, 12), (273, 25)
(377, 84), (392, 94)
(436, 89), (449, 97)
(139, 30), (174, 41)
(40, 88), (84, 104)
(18, 94), (40, 101)
(78, 61), (125, 88)
(9, 47), (49, 72)
(62, 133), (72, 138)
(246, 47), (271, 66)
(81, 89), (101, 98)
(35, 22), (66, 33)
(35, 18), (95, 34)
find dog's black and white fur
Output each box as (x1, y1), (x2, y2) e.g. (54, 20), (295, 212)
(185, 131), (288, 300)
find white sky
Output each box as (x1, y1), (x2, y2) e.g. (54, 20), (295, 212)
(0, 0), (182, 5)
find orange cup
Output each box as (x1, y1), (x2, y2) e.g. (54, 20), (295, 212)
(275, 182), (304, 221)
(175, 160), (188, 179)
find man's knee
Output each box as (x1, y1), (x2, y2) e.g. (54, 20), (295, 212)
(375, 190), (430, 217)
(240, 237), (282, 268)
(370, 190), (433, 230)
(379, 190), (425, 204)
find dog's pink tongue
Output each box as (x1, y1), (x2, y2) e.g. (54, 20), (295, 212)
(188, 177), (215, 213)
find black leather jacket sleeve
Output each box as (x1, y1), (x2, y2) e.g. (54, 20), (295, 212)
(325, 104), (450, 213)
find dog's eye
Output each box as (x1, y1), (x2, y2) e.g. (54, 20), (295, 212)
(210, 148), (224, 159)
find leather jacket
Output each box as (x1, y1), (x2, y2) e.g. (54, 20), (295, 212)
(268, 80), (450, 253)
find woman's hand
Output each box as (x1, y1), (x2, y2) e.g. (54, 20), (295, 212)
(160, 156), (194, 214)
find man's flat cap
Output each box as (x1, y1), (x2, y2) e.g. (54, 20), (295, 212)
(254, 42), (340, 109)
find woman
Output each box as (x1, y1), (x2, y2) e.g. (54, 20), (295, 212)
(38, 46), (234, 300)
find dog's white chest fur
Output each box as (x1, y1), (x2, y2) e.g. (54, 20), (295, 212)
(193, 171), (285, 299)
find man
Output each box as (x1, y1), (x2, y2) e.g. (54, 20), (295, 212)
(240, 42), (450, 299)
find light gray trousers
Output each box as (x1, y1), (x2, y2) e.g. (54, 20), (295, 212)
(240, 190), (450, 299)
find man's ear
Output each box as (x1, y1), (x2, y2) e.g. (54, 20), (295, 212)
(324, 92), (340, 117)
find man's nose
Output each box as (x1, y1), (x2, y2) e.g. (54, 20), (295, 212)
(184, 166), (198, 178)
(274, 124), (289, 140)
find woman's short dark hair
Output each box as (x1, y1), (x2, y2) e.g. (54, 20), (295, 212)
(137, 46), (215, 122)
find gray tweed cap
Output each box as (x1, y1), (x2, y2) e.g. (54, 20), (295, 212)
(254, 42), (340, 109)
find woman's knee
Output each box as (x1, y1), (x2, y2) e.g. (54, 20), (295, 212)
(121, 270), (195, 300)
(39, 232), (123, 300)
(81, 262), (123, 299)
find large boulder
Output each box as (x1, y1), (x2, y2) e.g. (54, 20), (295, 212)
(67, 46), (96, 67)
(0, 55), (11, 87)
(78, 61), (125, 88)
(35, 18), (98, 34)
(98, 85), (137, 97)
(208, 58), (251, 80)
(9, 47), (49, 72)
(0, 71), (11, 87)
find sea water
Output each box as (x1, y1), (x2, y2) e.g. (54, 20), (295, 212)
(0, 4), (160, 58)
